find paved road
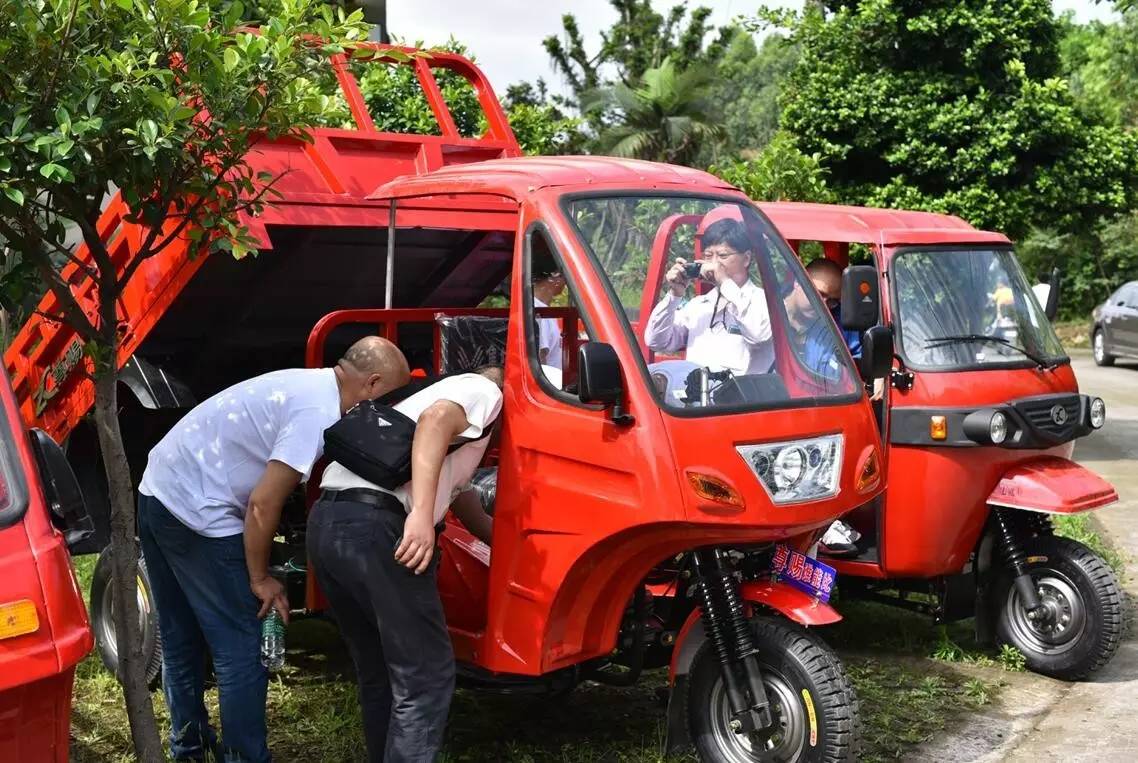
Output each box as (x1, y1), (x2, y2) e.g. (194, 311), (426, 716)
(1000, 352), (1138, 762)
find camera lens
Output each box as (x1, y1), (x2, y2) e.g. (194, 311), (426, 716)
(684, 262), (703, 279)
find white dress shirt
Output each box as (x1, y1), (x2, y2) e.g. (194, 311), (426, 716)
(643, 278), (774, 375)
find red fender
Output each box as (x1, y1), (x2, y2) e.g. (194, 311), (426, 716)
(668, 580), (840, 685)
(987, 456), (1117, 514)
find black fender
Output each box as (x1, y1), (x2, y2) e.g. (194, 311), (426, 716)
(118, 355), (196, 410)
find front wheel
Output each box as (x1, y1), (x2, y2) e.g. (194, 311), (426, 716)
(994, 535), (1123, 680)
(90, 547), (163, 689)
(1093, 329), (1115, 366)
(686, 617), (860, 763)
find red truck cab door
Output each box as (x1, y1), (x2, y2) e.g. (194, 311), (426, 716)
(0, 370), (93, 763)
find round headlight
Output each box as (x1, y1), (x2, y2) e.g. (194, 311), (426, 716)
(990, 411), (1008, 445)
(1090, 397), (1106, 429)
(773, 447), (806, 490)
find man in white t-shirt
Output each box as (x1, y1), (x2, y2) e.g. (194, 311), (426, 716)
(532, 249), (567, 370)
(136, 337), (409, 763)
(309, 368), (504, 763)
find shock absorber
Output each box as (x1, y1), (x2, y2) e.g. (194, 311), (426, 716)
(692, 550), (773, 733)
(993, 507), (1045, 617)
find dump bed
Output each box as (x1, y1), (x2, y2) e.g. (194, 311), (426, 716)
(3, 45), (521, 442)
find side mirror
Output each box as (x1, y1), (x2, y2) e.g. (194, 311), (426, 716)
(28, 428), (94, 552)
(1044, 267), (1061, 321)
(577, 342), (633, 425)
(840, 266), (880, 332)
(859, 326), (894, 383)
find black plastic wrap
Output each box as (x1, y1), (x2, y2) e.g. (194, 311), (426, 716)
(469, 467), (498, 516)
(436, 314), (508, 373)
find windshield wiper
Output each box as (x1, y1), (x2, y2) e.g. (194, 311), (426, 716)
(923, 334), (1056, 369)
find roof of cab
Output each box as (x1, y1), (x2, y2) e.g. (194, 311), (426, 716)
(757, 201), (1010, 246)
(367, 155), (738, 201)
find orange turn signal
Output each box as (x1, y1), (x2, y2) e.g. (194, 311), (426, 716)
(855, 450), (881, 494)
(0, 599), (39, 640)
(930, 415), (948, 441)
(687, 472), (744, 508)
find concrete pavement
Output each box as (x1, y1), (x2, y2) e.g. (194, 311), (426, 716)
(999, 353), (1138, 762)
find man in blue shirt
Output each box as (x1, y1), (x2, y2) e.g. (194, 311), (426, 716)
(802, 258), (865, 556)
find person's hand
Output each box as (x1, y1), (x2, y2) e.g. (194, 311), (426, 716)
(665, 257), (691, 296)
(395, 511), (436, 574)
(251, 576), (289, 624)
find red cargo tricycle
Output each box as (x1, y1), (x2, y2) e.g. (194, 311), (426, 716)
(5, 44), (893, 762)
(760, 202), (1123, 680)
(0, 364), (94, 761)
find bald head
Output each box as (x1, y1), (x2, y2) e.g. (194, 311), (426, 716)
(805, 258), (843, 303)
(334, 336), (411, 413)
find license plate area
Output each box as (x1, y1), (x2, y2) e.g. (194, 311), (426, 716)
(772, 544), (837, 602)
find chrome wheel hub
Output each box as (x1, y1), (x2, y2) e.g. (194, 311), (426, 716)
(1006, 572), (1086, 655)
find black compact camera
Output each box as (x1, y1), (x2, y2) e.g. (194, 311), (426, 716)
(683, 261), (704, 279)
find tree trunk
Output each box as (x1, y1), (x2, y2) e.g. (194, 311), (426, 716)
(92, 367), (165, 762)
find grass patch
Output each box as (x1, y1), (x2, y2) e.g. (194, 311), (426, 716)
(1054, 319), (1091, 350)
(1053, 513), (1127, 575)
(69, 558), (1003, 762)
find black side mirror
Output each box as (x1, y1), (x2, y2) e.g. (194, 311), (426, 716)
(1044, 267), (1061, 321)
(840, 266), (879, 332)
(577, 342), (634, 425)
(859, 326), (894, 383)
(29, 428), (94, 552)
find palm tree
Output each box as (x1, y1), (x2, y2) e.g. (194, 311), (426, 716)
(584, 57), (725, 166)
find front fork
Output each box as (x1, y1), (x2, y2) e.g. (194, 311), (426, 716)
(992, 507), (1053, 618)
(692, 549), (774, 733)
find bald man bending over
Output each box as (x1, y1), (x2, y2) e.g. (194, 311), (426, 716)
(137, 337), (410, 763)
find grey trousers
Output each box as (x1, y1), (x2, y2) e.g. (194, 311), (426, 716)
(307, 497), (455, 763)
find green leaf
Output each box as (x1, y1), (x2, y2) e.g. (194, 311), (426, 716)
(141, 119), (158, 144)
(113, 0), (132, 9)
(86, 92), (100, 115)
(11, 114), (28, 137)
(55, 106), (71, 135)
(0, 157), (9, 173)
(39, 162), (63, 180)
(3, 187), (24, 206)
(223, 47), (239, 72)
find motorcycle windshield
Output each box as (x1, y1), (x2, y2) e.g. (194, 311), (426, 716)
(562, 194), (860, 413)
(893, 247), (1067, 371)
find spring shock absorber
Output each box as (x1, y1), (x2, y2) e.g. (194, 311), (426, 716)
(692, 550), (773, 733)
(993, 507), (1045, 617)
(709, 549), (773, 728)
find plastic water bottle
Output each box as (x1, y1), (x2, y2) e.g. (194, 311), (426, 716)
(260, 610), (286, 671)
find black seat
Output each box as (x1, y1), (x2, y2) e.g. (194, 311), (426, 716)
(470, 467), (498, 516)
(436, 314), (508, 373)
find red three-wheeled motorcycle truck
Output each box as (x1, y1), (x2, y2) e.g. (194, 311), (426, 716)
(5, 46), (899, 762)
(760, 202), (1122, 681)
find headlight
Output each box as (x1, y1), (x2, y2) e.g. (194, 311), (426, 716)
(990, 411), (1008, 444)
(737, 435), (843, 504)
(1090, 397), (1106, 429)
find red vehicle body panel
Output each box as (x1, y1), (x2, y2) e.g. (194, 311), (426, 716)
(0, 371), (92, 762)
(758, 201), (1116, 580)
(988, 456), (1118, 514)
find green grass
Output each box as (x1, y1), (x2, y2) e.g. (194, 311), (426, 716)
(1053, 513), (1127, 575)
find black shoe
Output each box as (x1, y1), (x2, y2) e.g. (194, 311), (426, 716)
(820, 540), (858, 557)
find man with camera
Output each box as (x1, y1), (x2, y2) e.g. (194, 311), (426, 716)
(643, 213), (774, 375)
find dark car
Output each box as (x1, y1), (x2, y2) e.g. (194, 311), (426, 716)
(1092, 280), (1138, 366)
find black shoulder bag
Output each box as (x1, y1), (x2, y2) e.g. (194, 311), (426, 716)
(322, 374), (495, 489)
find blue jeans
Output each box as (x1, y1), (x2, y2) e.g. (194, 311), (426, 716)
(138, 493), (271, 762)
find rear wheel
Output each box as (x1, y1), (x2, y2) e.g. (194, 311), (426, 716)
(994, 536), (1123, 680)
(686, 617), (860, 763)
(90, 547), (163, 689)
(1093, 329), (1115, 366)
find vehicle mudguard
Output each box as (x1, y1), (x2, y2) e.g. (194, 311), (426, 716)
(987, 456), (1117, 514)
(118, 356), (196, 410)
(663, 580), (841, 753)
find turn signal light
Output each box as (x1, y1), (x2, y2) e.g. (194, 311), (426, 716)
(687, 472), (744, 508)
(855, 450), (881, 494)
(0, 599), (39, 640)
(930, 415), (947, 441)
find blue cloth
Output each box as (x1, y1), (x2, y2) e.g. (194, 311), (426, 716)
(138, 494), (271, 763)
(832, 304), (862, 358)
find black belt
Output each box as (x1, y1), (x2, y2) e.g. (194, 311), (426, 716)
(320, 488), (402, 512)
(318, 488), (446, 534)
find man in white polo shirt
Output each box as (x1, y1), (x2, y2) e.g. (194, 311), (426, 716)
(137, 337), (409, 763)
(308, 367), (503, 763)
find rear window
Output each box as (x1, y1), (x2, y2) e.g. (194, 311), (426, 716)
(0, 389), (30, 529)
